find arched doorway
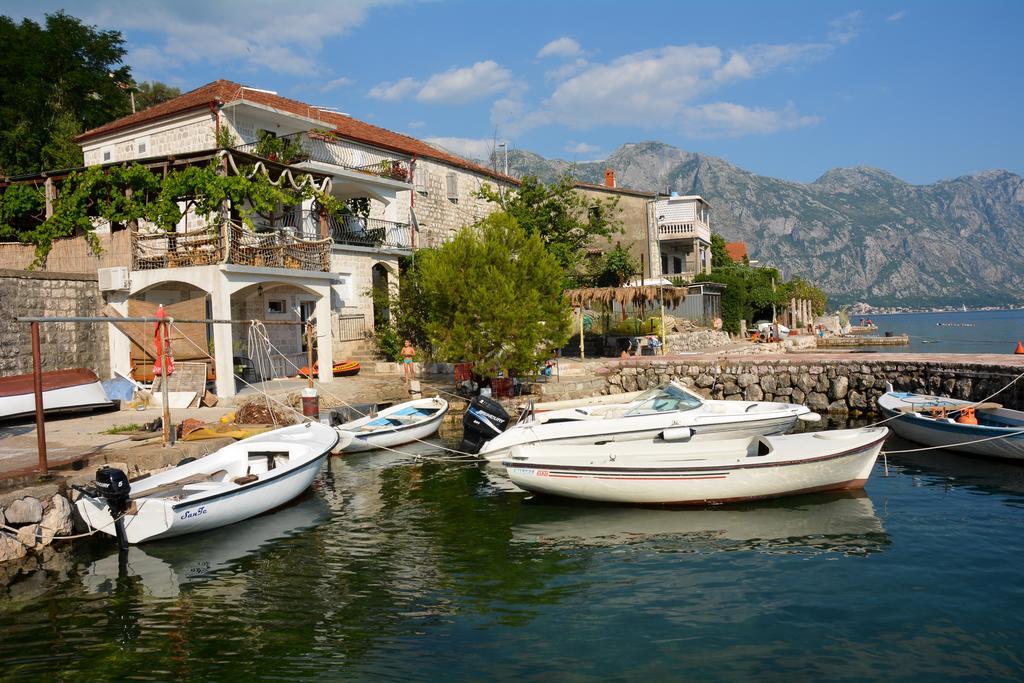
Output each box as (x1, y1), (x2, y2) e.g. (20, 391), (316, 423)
(372, 263), (391, 327)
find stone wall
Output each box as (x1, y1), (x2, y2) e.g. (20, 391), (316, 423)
(583, 357), (1024, 414)
(0, 270), (110, 377)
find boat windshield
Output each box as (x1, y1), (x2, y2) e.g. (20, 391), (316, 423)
(624, 383), (704, 415)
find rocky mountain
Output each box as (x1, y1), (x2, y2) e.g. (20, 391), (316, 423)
(483, 143), (1024, 307)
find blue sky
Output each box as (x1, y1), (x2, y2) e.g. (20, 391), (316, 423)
(5, 0), (1022, 184)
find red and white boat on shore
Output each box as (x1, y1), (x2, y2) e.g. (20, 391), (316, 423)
(0, 368), (113, 420)
(503, 427), (889, 505)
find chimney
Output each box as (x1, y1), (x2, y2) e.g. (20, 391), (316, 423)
(604, 168), (616, 188)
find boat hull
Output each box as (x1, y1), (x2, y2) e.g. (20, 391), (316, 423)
(336, 397), (449, 453)
(481, 413), (802, 462)
(878, 392), (1024, 460)
(0, 368), (112, 420)
(76, 423), (338, 543)
(503, 428), (887, 505)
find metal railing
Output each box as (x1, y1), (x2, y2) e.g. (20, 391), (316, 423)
(329, 215), (414, 250)
(335, 313), (367, 342)
(234, 132), (412, 183)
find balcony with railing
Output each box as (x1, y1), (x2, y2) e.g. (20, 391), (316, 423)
(234, 133), (411, 184)
(328, 215), (414, 250)
(657, 220), (711, 244)
(131, 220), (332, 272)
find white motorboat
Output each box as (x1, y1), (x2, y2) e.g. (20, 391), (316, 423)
(476, 382), (818, 461)
(502, 426), (888, 505)
(877, 388), (1024, 460)
(75, 422), (342, 545)
(335, 396), (449, 453)
(0, 368), (113, 420)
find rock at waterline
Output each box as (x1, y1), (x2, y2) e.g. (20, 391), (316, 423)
(5, 498), (42, 525)
(0, 532), (27, 563)
(39, 495), (74, 546)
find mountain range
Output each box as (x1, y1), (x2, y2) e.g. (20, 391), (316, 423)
(476, 142), (1024, 307)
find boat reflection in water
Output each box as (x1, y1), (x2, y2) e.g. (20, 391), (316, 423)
(81, 492), (331, 599)
(512, 491), (890, 556)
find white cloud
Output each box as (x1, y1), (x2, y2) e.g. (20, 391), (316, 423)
(416, 61), (515, 104)
(828, 10), (863, 45)
(886, 10), (907, 22)
(537, 37), (582, 59)
(496, 34), (835, 137)
(368, 77), (421, 101)
(544, 58), (590, 83)
(680, 101), (821, 138)
(8, 0), (407, 76)
(423, 136), (499, 161)
(320, 76), (353, 93)
(566, 141), (601, 155)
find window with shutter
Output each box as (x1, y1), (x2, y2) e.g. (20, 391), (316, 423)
(415, 167), (429, 194)
(446, 173), (458, 202)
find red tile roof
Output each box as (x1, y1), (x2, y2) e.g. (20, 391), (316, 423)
(76, 79), (516, 183)
(724, 241), (749, 262)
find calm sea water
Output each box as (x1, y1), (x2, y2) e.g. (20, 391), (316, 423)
(860, 309), (1024, 355)
(3, 419), (1024, 681)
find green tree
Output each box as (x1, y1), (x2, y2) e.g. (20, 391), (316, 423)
(710, 232), (733, 268)
(587, 243), (639, 287)
(478, 175), (622, 287)
(415, 212), (570, 376)
(133, 81), (181, 111)
(0, 12), (133, 175)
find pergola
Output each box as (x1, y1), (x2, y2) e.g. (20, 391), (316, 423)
(563, 285), (688, 358)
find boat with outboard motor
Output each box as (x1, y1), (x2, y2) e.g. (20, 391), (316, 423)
(334, 396), (449, 453)
(877, 385), (1024, 460)
(502, 426), (888, 504)
(466, 381), (819, 461)
(74, 422), (343, 545)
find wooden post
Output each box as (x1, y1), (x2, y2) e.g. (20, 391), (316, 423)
(43, 178), (55, 218)
(306, 321), (315, 390)
(578, 307), (585, 361)
(659, 286), (667, 355)
(31, 322), (48, 475)
(161, 320), (171, 447)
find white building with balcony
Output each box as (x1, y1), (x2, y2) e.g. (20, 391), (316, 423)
(74, 80), (516, 395)
(652, 194), (712, 279)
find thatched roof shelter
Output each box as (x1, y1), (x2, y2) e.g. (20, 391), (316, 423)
(564, 285), (687, 309)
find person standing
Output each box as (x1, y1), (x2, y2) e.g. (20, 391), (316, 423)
(401, 339), (415, 384)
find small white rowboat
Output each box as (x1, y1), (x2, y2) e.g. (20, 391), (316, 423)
(75, 422), (342, 544)
(335, 396), (449, 453)
(503, 427), (888, 505)
(878, 388), (1024, 460)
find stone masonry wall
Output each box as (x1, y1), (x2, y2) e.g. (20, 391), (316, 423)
(584, 358), (1024, 414)
(0, 270), (110, 377)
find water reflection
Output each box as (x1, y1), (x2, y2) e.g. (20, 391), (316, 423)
(512, 491), (890, 556)
(81, 493), (332, 599)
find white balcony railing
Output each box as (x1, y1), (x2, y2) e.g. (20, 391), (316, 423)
(657, 221), (711, 243)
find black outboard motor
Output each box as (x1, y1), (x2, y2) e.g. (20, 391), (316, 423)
(460, 395), (511, 454)
(94, 466), (131, 551)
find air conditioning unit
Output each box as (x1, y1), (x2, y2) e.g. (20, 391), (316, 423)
(98, 266), (130, 292)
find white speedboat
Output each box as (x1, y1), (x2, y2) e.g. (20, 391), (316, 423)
(75, 422), (342, 545)
(335, 396), (449, 453)
(502, 427), (888, 505)
(878, 387), (1024, 460)
(477, 382), (817, 461)
(0, 368), (113, 420)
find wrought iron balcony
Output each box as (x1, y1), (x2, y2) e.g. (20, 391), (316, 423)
(328, 215), (414, 250)
(234, 133), (411, 183)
